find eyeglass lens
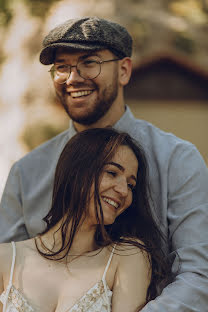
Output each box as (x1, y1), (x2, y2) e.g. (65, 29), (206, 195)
(50, 58), (120, 84)
(52, 60), (101, 83)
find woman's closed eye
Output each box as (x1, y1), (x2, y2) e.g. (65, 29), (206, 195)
(106, 170), (136, 191)
(106, 170), (117, 177)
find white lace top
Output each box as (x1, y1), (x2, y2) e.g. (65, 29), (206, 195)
(0, 242), (115, 312)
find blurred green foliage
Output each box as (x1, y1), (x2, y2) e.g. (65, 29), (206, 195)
(0, 0), (59, 26)
(0, 0), (13, 27)
(169, 0), (208, 23)
(23, 0), (59, 18)
(130, 17), (149, 48)
(0, 52), (6, 69)
(173, 32), (195, 54)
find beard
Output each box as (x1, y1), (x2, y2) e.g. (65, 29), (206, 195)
(56, 69), (119, 125)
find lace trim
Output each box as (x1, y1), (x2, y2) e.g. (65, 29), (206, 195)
(68, 280), (112, 312)
(0, 286), (34, 312)
(0, 280), (112, 312)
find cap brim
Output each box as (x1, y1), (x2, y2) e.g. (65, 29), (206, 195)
(39, 42), (104, 65)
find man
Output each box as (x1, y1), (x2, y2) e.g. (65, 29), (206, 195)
(0, 17), (207, 311)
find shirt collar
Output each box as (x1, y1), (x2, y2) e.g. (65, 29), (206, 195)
(68, 119), (77, 139)
(67, 105), (135, 137)
(114, 105), (135, 133)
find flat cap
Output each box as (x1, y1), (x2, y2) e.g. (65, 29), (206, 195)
(40, 17), (132, 65)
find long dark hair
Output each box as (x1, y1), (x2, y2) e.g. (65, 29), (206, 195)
(36, 127), (173, 301)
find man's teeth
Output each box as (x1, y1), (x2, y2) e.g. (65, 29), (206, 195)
(71, 90), (93, 98)
(103, 197), (119, 209)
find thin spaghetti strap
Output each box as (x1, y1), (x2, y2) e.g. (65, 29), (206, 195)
(9, 242), (16, 286)
(3, 242), (16, 312)
(102, 244), (116, 281)
(102, 245), (116, 312)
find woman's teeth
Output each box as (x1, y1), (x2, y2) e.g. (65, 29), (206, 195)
(103, 197), (119, 209)
(71, 90), (93, 98)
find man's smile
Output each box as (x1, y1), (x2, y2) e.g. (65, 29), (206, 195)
(70, 90), (94, 98)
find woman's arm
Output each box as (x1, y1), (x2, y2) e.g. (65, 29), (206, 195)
(112, 244), (151, 312)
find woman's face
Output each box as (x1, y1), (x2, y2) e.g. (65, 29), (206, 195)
(86, 145), (138, 226)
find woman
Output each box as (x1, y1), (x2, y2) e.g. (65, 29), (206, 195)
(0, 128), (171, 312)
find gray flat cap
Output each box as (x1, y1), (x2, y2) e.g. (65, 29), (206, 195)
(40, 17), (132, 65)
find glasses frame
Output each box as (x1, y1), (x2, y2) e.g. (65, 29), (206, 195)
(49, 58), (121, 84)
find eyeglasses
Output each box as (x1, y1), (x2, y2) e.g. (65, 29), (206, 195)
(49, 57), (120, 84)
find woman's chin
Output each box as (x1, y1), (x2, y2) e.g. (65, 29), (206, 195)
(103, 216), (116, 225)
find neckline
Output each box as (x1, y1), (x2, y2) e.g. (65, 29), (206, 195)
(66, 279), (112, 312)
(4, 242), (115, 311)
(0, 285), (35, 311)
(1, 279), (112, 312)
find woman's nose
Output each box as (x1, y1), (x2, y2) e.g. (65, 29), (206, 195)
(114, 179), (128, 197)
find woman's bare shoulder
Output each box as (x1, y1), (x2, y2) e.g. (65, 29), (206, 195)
(115, 238), (149, 256)
(0, 239), (35, 271)
(111, 239), (151, 311)
(114, 238), (151, 273)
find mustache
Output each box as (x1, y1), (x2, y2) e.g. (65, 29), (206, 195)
(65, 81), (97, 89)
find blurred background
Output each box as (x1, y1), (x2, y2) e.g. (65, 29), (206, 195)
(0, 0), (208, 196)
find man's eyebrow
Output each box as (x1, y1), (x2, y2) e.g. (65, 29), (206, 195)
(106, 162), (137, 182)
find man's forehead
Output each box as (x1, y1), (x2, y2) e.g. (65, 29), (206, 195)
(54, 48), (113, 62)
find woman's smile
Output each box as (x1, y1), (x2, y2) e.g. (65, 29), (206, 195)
(102, 196), (120, 209)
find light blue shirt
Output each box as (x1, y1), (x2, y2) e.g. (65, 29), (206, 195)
(0, 106), (208, 311)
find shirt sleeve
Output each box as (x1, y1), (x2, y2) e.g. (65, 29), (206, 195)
(0, 163), (29, 242)
(141, 144), (208, 311)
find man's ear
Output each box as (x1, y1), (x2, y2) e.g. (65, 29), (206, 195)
(118, 57), (132, 86)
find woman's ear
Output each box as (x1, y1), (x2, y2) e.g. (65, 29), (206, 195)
(118, 57), (132, 86)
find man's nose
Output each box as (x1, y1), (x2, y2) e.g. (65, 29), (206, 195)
(65, 66), (85, 85)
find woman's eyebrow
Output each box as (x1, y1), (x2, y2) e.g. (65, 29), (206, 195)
(106, 162), (137, 182)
